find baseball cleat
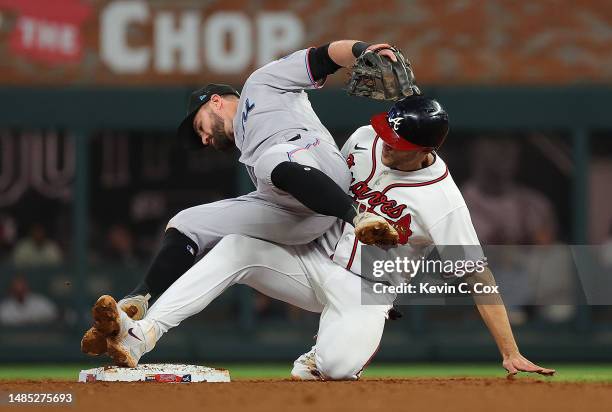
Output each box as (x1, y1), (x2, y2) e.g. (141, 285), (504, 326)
(353, 212), (399, 245)
(80, 294), (120, 356)
(291, 347), (322, 381)
(82, 295), (155, 368)
(118, 293), (151, 320)
(80, 326), (108, 356)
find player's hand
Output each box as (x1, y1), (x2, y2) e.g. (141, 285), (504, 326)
(367, 43), (397, 62)
(503, 352), (556, 377)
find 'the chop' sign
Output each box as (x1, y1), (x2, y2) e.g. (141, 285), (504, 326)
(99, 1), (304, 74)
(0, 0), (305, 82)
(2, 0), (609, 85)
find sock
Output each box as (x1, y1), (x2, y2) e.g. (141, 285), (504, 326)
(129, 228), (199, 300)
(270, 161), (358, 224)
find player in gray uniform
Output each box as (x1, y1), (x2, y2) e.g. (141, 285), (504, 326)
(85, 41), (401, 328)
(82, 96), (554, 379)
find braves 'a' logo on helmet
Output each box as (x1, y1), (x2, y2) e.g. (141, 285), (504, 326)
(388, 116), (403, 131)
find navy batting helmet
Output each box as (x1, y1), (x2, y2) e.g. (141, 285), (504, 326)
(370, 95), (449, 151)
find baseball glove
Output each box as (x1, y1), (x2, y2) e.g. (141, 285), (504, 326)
(347, 46), (421, 101)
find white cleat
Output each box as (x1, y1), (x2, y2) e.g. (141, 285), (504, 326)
(291, 347), (322, 381)
(354, 211), (399, 245)
(118, 293), (151, 320)
(90, 295), (157, 368)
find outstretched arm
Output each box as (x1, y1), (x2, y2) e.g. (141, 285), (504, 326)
(328, 40), (397, 67)
(248, 40), (398, 91)
(466, 267), (556, 377)
(308, 40), (397, 82)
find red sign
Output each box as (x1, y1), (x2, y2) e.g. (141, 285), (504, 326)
(0, 0), (91, 64)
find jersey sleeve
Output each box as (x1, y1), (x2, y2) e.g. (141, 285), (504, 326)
(246, 48), (324, 92)
(428, 206), (485, 262)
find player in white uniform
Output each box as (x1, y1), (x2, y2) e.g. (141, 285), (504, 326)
(83, 96), (554, 380)
(102, 41), (400, 324)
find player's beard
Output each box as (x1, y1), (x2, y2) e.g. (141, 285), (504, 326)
(210, 112), (234, 151)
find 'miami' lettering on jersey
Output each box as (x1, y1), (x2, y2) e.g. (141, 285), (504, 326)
(241, 98), (255, 129)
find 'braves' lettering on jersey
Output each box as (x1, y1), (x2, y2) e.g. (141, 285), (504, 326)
(319, 125), (483, 276)
(350, 181), (408, 220)
(388, 116), (403, 131)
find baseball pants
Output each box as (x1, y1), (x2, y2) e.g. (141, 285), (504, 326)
(142, 234), (392, 380)
(168, 136), (351, 252)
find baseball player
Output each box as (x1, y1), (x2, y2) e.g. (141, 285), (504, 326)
(109, 41), (415, 323)
(83, 96), (554, 380)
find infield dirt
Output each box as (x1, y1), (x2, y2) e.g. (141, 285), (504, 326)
(3, 378), (611, 412)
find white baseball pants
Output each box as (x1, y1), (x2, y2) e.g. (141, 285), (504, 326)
(142, 234), (391, 380)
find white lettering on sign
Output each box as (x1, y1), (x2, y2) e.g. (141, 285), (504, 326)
(101, 1), (150, 73)
(256, 13), (304, 67)
(19, 17), (36, 47)
(99, 2), (304, 76)
(154, 11), (200, 73)
(19, 16), (78, 56)
(204, 13), (251, 74)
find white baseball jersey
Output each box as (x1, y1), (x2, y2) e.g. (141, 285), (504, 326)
(319, 125), (483, 275)
(233, 48), (338, 167)
(142, 127), (487, 380)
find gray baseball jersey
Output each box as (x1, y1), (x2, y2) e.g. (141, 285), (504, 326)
(233, 48), (338, 167)
(169, 48), (351, 253)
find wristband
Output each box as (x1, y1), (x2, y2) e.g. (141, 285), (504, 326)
(351, 41), (371, 58)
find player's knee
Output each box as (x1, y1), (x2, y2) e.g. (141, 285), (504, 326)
(165, 211), (202, 252)
(166, 209), (188, 232)
(166, 208), (199, 235)
(316, 350), (360, 381)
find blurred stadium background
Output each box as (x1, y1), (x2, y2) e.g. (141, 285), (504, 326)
(0, 0), (611, 368)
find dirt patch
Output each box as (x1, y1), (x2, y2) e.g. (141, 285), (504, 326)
(2, 378), (611, 412)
